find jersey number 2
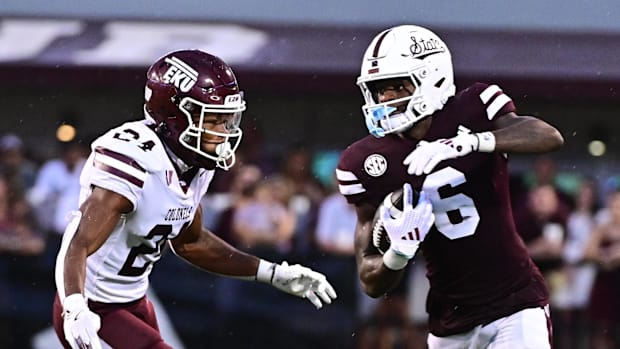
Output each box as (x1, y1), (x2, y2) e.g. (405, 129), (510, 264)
(118, 224), (172, 277)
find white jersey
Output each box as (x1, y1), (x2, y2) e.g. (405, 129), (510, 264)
(78, 120), (214, 303)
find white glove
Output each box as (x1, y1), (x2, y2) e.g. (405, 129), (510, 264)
(257, 260), (337, 309)
(62, 294), (102, 349)
(380, 184), (435, 270)
(403, 131), (495, 175)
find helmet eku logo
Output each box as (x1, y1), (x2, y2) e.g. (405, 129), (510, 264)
(162, 56), (198, 93)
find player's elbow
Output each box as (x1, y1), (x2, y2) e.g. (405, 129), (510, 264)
(363, 287), (385, 299)
(360, 279), (387, 298)
(546, 127), (564, 151)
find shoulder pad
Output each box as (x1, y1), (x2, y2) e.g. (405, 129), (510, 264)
(91, 121), (167, 173)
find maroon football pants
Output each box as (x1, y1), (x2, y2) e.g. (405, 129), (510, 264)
(53, 293), (172, 349)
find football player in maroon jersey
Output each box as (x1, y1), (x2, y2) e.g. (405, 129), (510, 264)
(336, 25), (563, 348)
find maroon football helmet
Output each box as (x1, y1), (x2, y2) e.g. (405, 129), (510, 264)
(144, 50), (246, 170)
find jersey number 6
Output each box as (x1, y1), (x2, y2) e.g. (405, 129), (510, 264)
(422, 167), (480, 240)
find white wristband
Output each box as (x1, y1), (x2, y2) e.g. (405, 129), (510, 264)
(255, 259), (276, 284)
(475, 132), (496, 152)
(382, 249), (410, 270)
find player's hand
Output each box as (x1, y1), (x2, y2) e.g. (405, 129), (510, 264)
(403, 131), (495, 175)
(380, 185), (435, 259)
(270, 261), (338, 309)
(62, 294), (102, 349)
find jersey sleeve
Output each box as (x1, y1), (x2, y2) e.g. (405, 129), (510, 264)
(461, 82), (517, 130)
(83, 121), (163, 211)
(336, 136), (412, 208)
(335, 146), (381, 207)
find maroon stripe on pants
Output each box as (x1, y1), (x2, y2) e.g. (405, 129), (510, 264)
(53, 293), (172, 349)
(544, 305), (554, 349)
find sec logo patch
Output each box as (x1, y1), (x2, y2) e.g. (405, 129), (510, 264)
(364, 154), (387, 177)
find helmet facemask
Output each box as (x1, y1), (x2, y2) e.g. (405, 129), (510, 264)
(359, 72), (428, 138)
(177, 95), (245, 171)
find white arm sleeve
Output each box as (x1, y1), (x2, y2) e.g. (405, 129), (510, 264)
(54, 210), (83, 304)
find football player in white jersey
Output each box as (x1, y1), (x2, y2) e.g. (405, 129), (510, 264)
(52, 50), (337, 349)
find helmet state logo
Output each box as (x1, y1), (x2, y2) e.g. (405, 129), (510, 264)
(404, 35), (446, 60)
(364, 154), (387, 177)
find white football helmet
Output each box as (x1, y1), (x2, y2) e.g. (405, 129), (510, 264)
(357, 25), (456, 137)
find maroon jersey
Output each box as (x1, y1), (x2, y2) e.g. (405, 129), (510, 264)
(337, 83), (548, 336)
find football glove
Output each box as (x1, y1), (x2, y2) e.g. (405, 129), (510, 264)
(380, 185), (435, 270)
(62, 294), (102, 349)
(257, 260), (337, 309)
(403, 131), (495, 175)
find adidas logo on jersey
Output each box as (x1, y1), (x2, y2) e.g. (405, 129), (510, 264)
(163, 56), (198, 93)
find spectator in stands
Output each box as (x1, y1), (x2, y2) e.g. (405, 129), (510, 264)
(0, 133), (37, 196)
(315, 184), (356, 257)
(205, 163), (263, 246)
(524, 155), (576, 209)
(513, 183), (571, 348)
(0, 173), (46, 348)
(515, 184), (570, 274)
(28, 140), (88, 236)
(281, 145), (326, 206)
(0, 175), (44, 255)
(583, 189), (620, 349)
(593, 176), (620, 226)
(555, 178), (600, 348)
(280, 145), (326, 255)
(232, 176), (296, 257)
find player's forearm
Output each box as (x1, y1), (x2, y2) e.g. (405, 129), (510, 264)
(354, 216), (404, 297)
(62, 245), (89, 297)
(175, 230), (260, 277)
(493, 117), (563, 153)
(357, 254), (404, 297)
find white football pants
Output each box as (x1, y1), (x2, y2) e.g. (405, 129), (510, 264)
(427, 306), (551, 349)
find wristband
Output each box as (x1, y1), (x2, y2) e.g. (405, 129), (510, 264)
(382, 249), (410, 270)
(475, 132), (496, 152)
(255, 259), (276, 283)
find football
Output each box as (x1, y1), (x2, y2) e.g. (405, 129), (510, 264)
(371, 186), (419, 254)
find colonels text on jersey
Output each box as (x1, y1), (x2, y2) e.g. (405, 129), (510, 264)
(337, 83), (549, 336)
(79, 120), (214, 303)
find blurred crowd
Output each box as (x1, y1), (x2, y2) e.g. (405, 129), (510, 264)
(1, 132), (619, 349)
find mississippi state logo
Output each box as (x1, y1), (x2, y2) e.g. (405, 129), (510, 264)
(364, 154), (387, 177)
